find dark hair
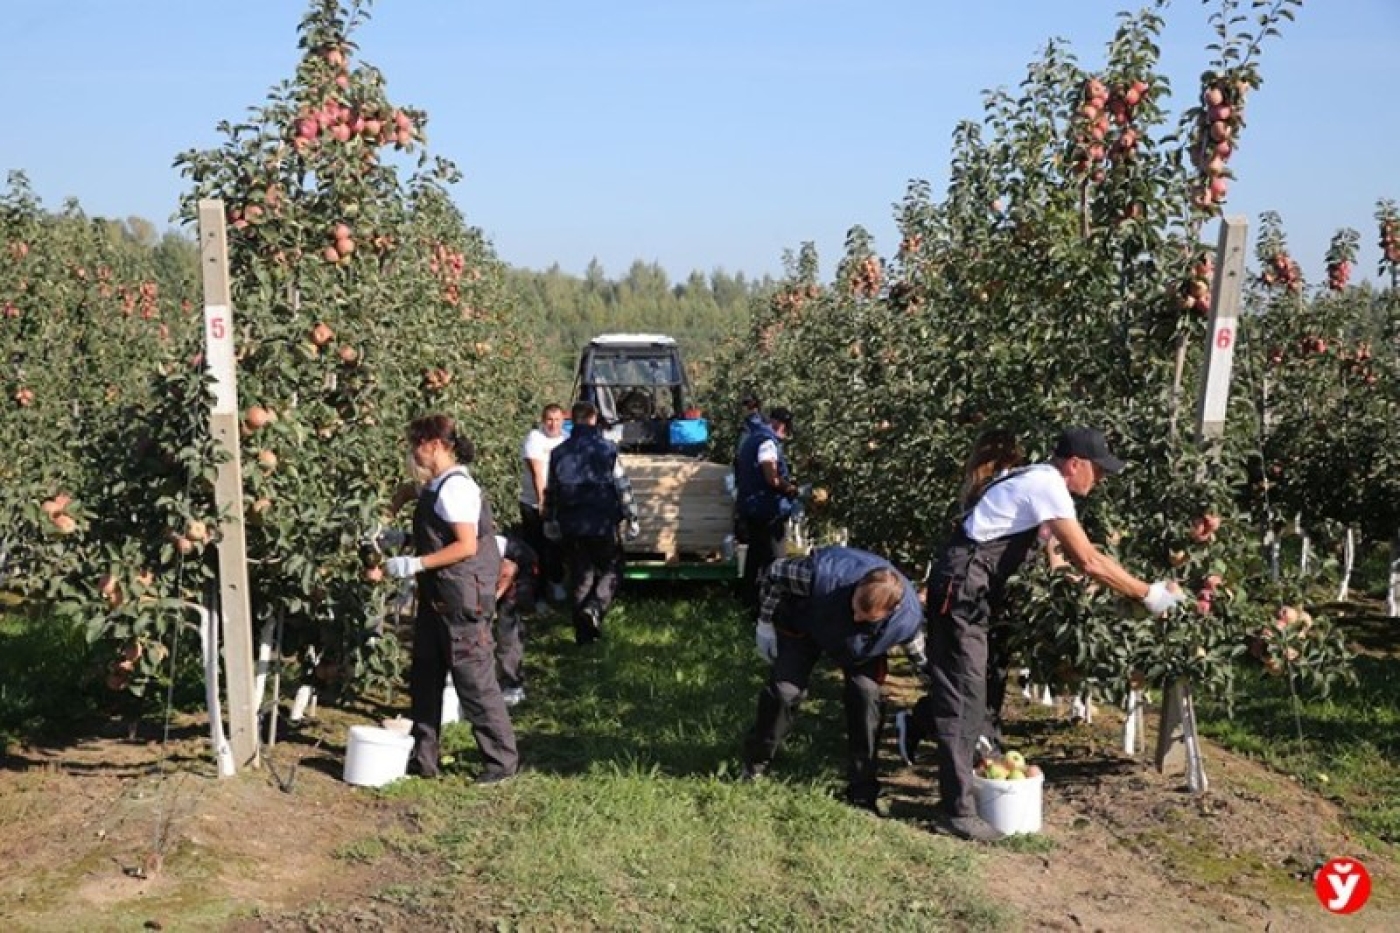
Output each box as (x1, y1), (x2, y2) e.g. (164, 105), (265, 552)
(958, 428), (1024, 509)
(407, 414), (475, 464)
(541, 403), (564, 418)
(571, 400), (598, 424)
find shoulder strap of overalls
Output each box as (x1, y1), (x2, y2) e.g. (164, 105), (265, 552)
(953, 463), (1041, 531)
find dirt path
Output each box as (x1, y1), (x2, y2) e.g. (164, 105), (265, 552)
(1, 699), (1395, 931)
(883, 690), (1399, 932)
(0, 715), (425, 931)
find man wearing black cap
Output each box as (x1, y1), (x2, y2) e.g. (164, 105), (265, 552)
(734, 406), (804, 610)
(900, 426), (1185, 841)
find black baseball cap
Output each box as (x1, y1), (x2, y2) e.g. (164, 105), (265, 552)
(769, 406), (795, 435)
(1053, 427), (1125, 474)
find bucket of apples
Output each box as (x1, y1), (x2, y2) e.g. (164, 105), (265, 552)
(972, 750), (1044, 834)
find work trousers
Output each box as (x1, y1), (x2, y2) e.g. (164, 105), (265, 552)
(519, 502), (564, 592)
(743, 630), (887, 805)
(740, 516), (786, 611)
(496, 584), (526, 691)
(409, 603), (518, 780)
(563, 534), (623, 641)
(924, 596), (991, 812)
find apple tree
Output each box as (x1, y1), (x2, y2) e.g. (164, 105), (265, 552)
(2, 0), (542, 707)
(707, 0), (1351, 699)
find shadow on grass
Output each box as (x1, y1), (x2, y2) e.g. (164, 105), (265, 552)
(502, 591), (854, 788)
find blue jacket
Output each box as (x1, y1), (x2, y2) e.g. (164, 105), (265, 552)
(735, 421), (794, 522)
(735, 411), (766, 454)
(778, 547), (922, 668)
(547, 424), (623, 538)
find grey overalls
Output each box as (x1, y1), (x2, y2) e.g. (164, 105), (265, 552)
(408, 474), (518, 779)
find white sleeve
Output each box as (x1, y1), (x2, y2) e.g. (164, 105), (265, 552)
(1026, 471), (1077, 526)
(522, 430), (548, 462)
(435, 475), (483, 526)
(757, 439), (779, 464)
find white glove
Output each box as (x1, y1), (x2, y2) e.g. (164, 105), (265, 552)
(384, 555), (424, 579)
(624, 519), (641, 540)
(375, 528), (407, 550)
(905, 634), (932, 684)
(1142, 581), (1185, 615)
(543, 520), (562, 542)
(755, 621), (778, 664)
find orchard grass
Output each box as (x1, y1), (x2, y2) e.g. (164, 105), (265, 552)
(0, 604), (98, 754)
(1195, 611), (1400, 846)
(368, 589), (1005, 931)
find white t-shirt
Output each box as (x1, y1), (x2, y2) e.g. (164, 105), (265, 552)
(963, 464), (1076, 542)
(757, 438), (779, 464)
(427, 466), (483, 526)
(519, 428), (566, 506)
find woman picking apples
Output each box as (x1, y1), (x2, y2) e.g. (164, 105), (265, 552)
(901, 427), (1184, 841)
(384, 414), (519, 784)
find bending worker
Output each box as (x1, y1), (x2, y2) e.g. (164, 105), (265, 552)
(741, 545), (926, 814)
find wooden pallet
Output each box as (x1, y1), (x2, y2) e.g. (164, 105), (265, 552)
(621, 454), (733, 561)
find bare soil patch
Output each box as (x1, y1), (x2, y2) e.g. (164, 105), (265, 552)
(1, 689), (1396, 931)
(0, 709), (429, 931)
(883, 682), (1400, 932)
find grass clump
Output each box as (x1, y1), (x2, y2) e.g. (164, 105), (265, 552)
(379, 590), (1006, 930)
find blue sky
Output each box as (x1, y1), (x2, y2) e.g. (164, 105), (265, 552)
(3, 0), (1395, 282)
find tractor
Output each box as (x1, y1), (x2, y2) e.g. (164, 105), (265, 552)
(572, 334), (737, 580)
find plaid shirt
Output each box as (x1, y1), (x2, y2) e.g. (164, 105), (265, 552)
(613, 460), (639, 523)
(757, 553), (927, 667)
(756, 555), (813, 630)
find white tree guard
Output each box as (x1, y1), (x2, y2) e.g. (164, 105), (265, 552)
(1180, 682), (1209, 793)
(1122, 689), (1145, 756)
(1388, 549), (1400, 618)
(289, 685), (315, 722)
(251, 617), (278, 713)
(1070, 691), (1095, 724)
(194, 602), (237, 777)
(1337, 527), (1354, 602)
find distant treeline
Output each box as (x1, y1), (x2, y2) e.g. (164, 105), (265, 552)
(504, 259), (774, 391)
(43, 213), (766, 398)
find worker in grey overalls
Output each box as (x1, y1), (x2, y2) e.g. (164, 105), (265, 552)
(386, 414), (519, 784)
(899, 427), (1184, 841)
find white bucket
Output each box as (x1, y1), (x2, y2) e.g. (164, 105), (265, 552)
(972, 772), (1044, 835)
(441, 679), (460, 726)
(343, 724), (414, 787)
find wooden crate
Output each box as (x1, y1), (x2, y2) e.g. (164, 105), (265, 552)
(621, 454), (733, 560)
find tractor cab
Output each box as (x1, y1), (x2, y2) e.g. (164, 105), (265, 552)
(572, 334), (708, 453)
